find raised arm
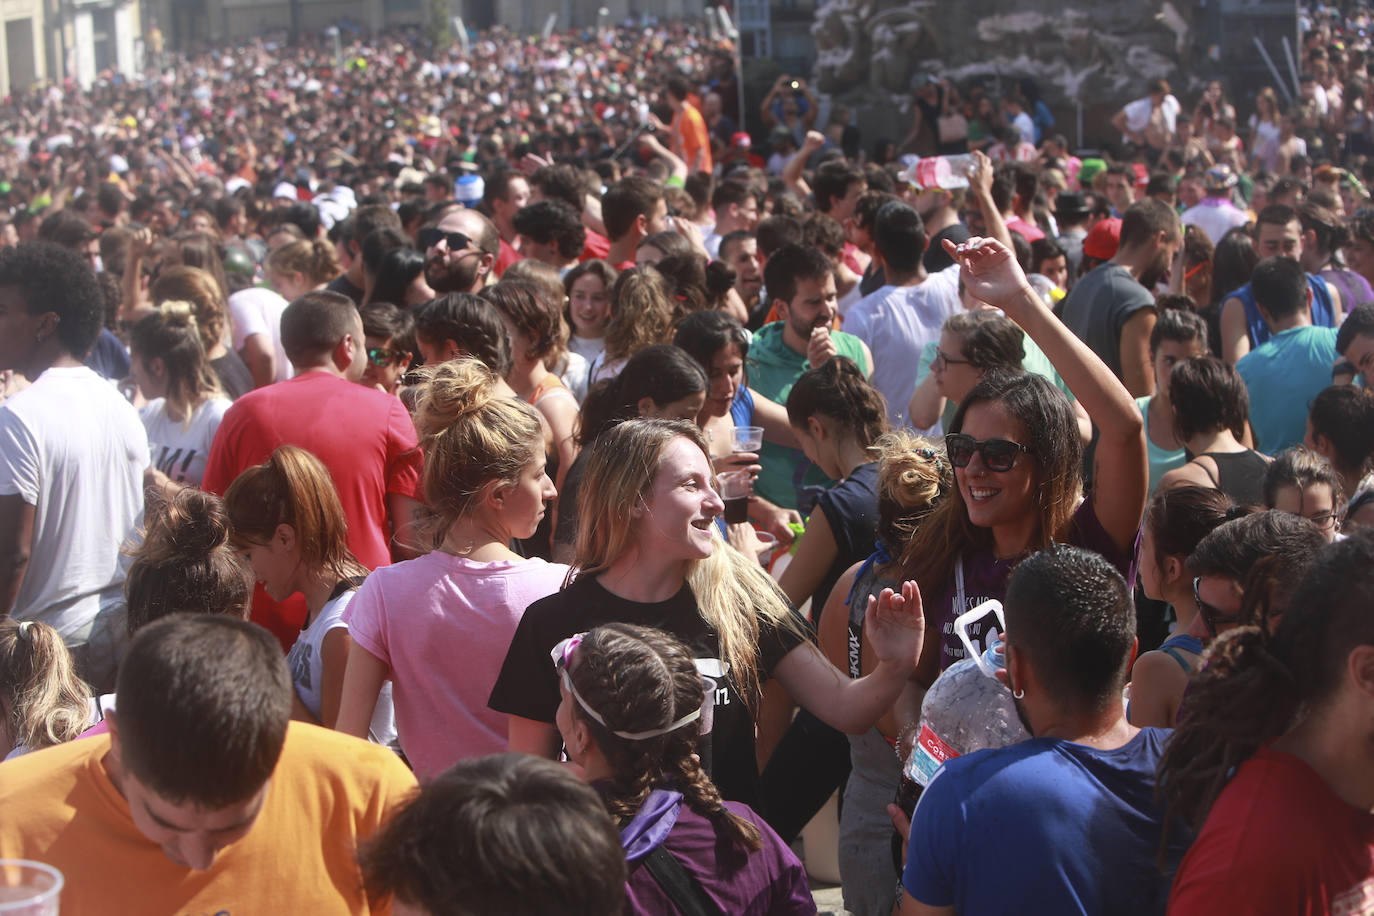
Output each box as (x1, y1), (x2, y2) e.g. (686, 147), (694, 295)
(948, 237), (1147, 553)
(966, 150), (1012, 253)
(783, 131), (826, 200)
(639, 132), (689, 184)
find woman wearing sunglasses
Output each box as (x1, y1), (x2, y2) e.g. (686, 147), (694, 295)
(491, 417), (926, 809)
(334, 358), (567, 779)
(555, 623), (815, 915)
(1184, 509), (1325, 643)
(901, 235), (1147, 687)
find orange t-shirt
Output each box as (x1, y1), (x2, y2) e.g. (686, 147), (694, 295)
(0, 724), (416, 914)
(671, 102), (713, 174)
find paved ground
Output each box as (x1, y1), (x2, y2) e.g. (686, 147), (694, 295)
(812, 881), (847, 914)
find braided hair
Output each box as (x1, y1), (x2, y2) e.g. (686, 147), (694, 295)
(1157, 528), (1372, 843)
(567, 623), (762, 852)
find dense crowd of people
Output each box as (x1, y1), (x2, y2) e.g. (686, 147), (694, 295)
(1, 7), (1374, 915)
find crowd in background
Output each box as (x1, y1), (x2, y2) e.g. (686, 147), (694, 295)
(0, 7), (1373, 916)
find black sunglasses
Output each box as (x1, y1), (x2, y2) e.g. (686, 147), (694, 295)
(417, 227), (474, 252)
(945, 433), (1031, 472)
(1193, 576), (1240, 637)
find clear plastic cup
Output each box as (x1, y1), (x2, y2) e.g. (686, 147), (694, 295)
(0, 861), (63, 915)
(717, 470), (752, 524)
(730, 425), (763, 453)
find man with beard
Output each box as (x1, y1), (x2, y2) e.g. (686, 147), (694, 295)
(748, 244), (872, 511)
(1058, 198), (1180, 397)
(896, 545), (1189, 916)
(1217, 204), (1342, 365)
(421, 208), (501, 295)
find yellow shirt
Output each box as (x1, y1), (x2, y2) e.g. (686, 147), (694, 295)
(0, 723), (416, 915)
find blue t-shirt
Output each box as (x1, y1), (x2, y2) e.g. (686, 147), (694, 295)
(904, 728), (1188, 916)
(1235, 325), (1339, 455)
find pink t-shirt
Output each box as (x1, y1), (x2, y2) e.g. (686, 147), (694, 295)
(343, 550), (568, 780)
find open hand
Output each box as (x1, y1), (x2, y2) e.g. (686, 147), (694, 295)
(944, 236), (1034, 316)
(864, 579), (925, 672)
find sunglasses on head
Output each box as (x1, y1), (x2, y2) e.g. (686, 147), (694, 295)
(945, 433), (1032, 472)
(417, 227), (474, 252)
(367, 347), (408, 368)
(1193, 576), (1240, 637)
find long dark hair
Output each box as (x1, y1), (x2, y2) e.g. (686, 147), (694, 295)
(900, 373), (1082, 593)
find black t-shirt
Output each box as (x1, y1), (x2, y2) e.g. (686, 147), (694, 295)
(489, 574), (808, 808)
(325, 272), (365, 305)
(211, 350), (254, 400)
(813, 461), (880, 622)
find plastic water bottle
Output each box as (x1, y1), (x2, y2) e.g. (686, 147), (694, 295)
(890, 600), (1028, 872)
(897, 154), (978, 191)
(894, 600), (1030, 802)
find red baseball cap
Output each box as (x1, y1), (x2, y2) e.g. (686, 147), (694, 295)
(1083, 218), (1122, 260)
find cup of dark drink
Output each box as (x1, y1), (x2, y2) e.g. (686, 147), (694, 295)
(718, 470), (752, 524)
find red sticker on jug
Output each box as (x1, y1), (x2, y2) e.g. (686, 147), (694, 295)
(909, 723), (960, 787)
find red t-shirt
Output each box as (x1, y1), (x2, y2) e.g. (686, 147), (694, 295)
(494, 237), (522, 277)
(202, 372), (423, 647)
(581, 230), (611, 262)
(1169, 746), (1374, 915)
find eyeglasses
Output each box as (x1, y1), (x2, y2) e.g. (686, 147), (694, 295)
(550, 633), (703, 742)
(1193, 576), (1241, 637)
(945, 433), (1032, 472)
(367, 347), (408, 368)
(417, 227), (474, 252)
(932, 348), (973, 372)
(1303, 511), (1340, 530)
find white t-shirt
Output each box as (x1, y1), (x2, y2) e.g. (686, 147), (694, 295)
(227, 287), (291, 383)
(553, 349), (591, 404)
(140, 396), (232, 487)
(1121, 94), (1181, 139)
(0, 367), (147, 642)
(843, 264), (963, 431)
(286, 586), (398, 747)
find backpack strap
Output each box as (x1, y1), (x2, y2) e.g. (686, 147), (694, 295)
(641, 846), (726, 916)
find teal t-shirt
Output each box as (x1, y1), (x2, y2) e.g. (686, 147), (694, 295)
(1236, 325), (1339, 455)
(1136, 395), (1187, 493)
(747, 322), (869, 510)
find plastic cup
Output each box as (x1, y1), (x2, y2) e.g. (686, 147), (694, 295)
(730, 425), (763, 453)
(0, 861), (63, 915)
(753, 530), (778, 566)
(718, 470), (752, 524)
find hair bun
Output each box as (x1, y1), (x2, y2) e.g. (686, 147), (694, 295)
(138, 488), (231, 566)
(412, 358), (499, 441)
(157, 300), (200, 328)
